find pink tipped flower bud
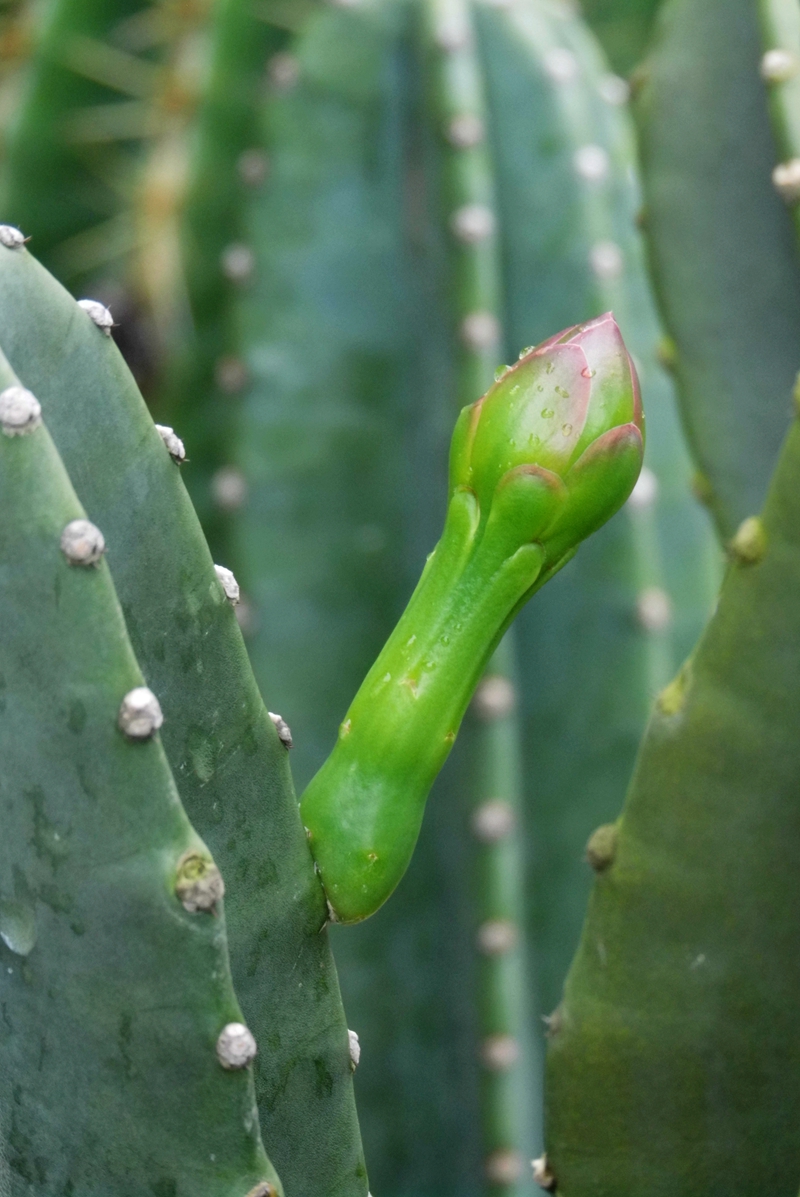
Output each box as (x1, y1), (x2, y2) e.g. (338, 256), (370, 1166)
(449, 312), (644, 569)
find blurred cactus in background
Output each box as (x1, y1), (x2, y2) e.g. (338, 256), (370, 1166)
(2, 0), (800, 1195)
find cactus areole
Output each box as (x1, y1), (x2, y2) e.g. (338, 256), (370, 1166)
(301, 314), (644, 923)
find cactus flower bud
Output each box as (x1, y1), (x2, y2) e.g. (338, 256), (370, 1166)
(301, 315), (644, 924)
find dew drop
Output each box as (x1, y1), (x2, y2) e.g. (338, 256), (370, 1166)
(554, 386), (570, 398)
(494, 365), (510, 382)
(545, 361), (555, 374)
(581, 367), (596, 379)
(537, 385), (544, 392)
(406, 634), (417, 647)
(0, 900), (36, 956)
(440, 634), (450, 646)
(510, 385), (520, 395)
(541, 407), (555, 419)
(561, 423), (573, 436)
(383, 672), (392, 682)
(518, 346), (534, 359)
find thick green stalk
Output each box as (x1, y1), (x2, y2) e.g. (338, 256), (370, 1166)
(0, 241), (367, 1197)
(546, 408), (800, 1191)
(0, 348), (282, 1195)
(635, 0), (800, 540)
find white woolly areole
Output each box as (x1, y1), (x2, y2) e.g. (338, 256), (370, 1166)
(267, 52), (300, 92)
(532, 1154), (557, 1191)
(574, 144), (610, 182)
(476, 918), (517, 956)
(450, 203), (495, 243)
(761, 48), (798, 83)
(543, 47), (578, 84)
(0, 225), (25, 248)
(773, 158), (800, 201)
(60, 518), (106, 566)
(598, 73), (629, 105)
(221, 242), (255, 282)
(481, 1033), (520, 1071)
(214, 564), (240, 604)
(154, 423), (186, 462)
(590, 240), (624, 280)
(211, 466), (247, 511)
(118, 687), (163, 739)
(473, 675), (516, 720)
(471, 798), (515, 843)
(216, 1022), (257, 1069)
(269, 711), (293, 748)
(348, 1029), (361, 1069)
(486, 1150), (523, 1185)
(636, 586), (673, 633)
(627, 466), (658, 510)
(0, 385), (41, 436)
(435, 14), (470, 50)
(447, 113), (485, 148)
(77, 299), (114, 335)
(460, 310), (500, 351)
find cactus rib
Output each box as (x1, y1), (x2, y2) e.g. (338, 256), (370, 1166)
(546, 414), (800, 1191)
(0, 242), (367, 1197)
(0, 347), (282, 1195)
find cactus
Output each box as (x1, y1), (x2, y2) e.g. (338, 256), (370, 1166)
(0, 241), (367, 1197)
(544, 402), (800, 1195)
(635, 0), (800, 540)
(0, 346), (283, 1196)
(217, 0), (716, 1192)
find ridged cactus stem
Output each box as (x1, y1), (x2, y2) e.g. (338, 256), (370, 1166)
(758, 0), (800, 239)
(423, 0), (536, 1189)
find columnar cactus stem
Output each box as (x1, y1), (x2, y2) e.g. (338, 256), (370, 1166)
(0, 345), (283, 1195)
(758, 0), (800, 239)
(635, 0), (800, 540)
(0, 243), (367, 1197)
(546, 401), (800, 1193)
(422, 0), (538, 1187)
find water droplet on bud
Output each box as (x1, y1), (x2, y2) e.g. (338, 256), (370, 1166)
(581, 366), (597, 379)
(541, 407), (555, 419)
(561, 423), (572, 436)
(494, 365), (510, 382)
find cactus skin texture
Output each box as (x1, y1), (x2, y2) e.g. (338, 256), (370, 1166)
(0, 349), (282, 1195)
(545, 420), (800, 1191)
(301, 315), (644, 926)
(635, 0), (800, 541)
(0, 244), (367, 1197)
